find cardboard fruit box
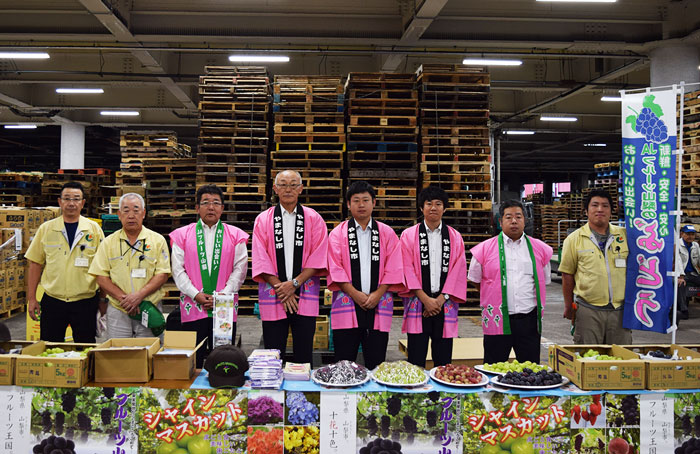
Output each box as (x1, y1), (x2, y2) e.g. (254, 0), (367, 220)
(0, 340), (34, 385)
(622, 344), (700, 390)
(152, 331), (204, 380)
(548, 344), (645, 390)
(15, 341), (95, 388)
(93, 337), (160, 383)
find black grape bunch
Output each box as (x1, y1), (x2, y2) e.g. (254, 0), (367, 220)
(626, 94), (669, 144)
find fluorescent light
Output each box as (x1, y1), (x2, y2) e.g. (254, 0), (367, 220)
(536, 0), (616, 2)
(228, 55), (289, 62)
(100, 111), (139, 116)
(56, 88), (104, 94)
(584, 143), (607, 147)
(505, 130), (535, 135)
(4, 124), (37, 129)
(463, 58), (522, 66)
(540, 115), (578, 122)
(0, 52), (50, 59)
(601, 96), (622, 102)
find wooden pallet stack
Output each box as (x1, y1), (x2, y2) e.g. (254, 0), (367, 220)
(592, 161), (622, 221)
(197, 66), (270, 232)
(271, 75), (345, 229)
(560, 191), (583, 220)
(539, 203), (569, 250)
(681, 89), (700, 223)
(526, 192), (546, 240)
(345, 72), (419, 232)
(143, 158), (197, 237)
(40, 170), (114, 217)
(0, 172), (42, 207)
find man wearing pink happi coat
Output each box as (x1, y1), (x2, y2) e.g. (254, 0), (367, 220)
(327, 181), (404, 370)
(252, 170), (329, 365)
(400, 186), (467, 368)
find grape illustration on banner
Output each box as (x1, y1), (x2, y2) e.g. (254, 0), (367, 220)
(625, 95), (669, 144)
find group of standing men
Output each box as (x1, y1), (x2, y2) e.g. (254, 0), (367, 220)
(30, 174), (680, 371)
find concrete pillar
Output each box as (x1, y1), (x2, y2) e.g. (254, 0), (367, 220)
(649, 44), (700, 88)
(60, 124), (85, 169)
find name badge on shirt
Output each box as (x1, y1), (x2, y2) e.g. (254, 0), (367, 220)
(615, 258), (626, 268)
(131, 268), (147, 278)
(74, 257), (89, 267)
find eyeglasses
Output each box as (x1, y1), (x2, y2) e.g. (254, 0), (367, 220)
(199, 201), (223, 207)
(503, 214), (524, 221)
(276, 183), (301, 190)
(60, 197), (83, 202)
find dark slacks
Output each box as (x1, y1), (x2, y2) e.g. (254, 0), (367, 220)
(482, 309), (541, 364)
(407, 309), (453, 368)
(333, 303), (388, 370)
(40, 293), (99, 343)
(262, 312), (316, 365)
(677, 272), (700, 314)
(183, 316), (237, 368)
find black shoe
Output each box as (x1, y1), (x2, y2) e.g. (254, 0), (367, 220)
(681, 311), (689, 320)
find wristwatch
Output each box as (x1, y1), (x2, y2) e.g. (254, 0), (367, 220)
(292, 278), (300, 288)
(442, 293), (450, 301)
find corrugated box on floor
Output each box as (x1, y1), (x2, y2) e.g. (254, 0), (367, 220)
(623, 344), (700, 389)
(548, 344), (645, 390)
(315, 315), (329, 336)
(0, 340), (35, 385)
(93, 337), (160, 383)
(153, 331), (204, 380)
(15, 341), (95, 388)
(0, 207), (31, 229)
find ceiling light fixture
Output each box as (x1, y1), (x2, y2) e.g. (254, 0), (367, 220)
(540, 115), (578, 122)
(536, 0), (616, 3)
(601, 96), (622, 102)
(0, 52), (50, 59)
(584, 143), (607, 147)
(505, 130), (535, 135)
(56, 88), (104, 94)
(100, 111), (139, 116)
(228, 55), (289, 62)
(463, 58), (522, 66)
(4, 124), (38, 129)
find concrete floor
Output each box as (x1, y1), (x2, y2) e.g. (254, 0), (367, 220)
(4, 277), (699, 365)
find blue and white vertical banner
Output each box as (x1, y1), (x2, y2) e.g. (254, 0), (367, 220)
(621, 89), (678, 333)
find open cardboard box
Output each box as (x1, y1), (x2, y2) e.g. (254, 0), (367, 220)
(15, 341), (95, 388)
(93, 337), (160, 383)
(0, 340), (34, 385)
(548, 344), (645, 390)
(153, 331), (205, 380)
(622, 344), (700, 389)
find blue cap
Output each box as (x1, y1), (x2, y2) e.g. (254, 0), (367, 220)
(681, 225), (697, 233)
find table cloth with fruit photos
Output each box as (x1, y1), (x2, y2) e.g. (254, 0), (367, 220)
(1, 381), (699, 454)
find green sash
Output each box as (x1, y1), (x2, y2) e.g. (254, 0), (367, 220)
(498, 232), (543, 335)
(196, 219), (224, 316)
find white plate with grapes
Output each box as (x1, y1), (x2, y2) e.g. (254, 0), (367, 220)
(429, 367), (489, 388)
(490, 372), (569, 390)
(370, 369), (429, 388)
(311, 368), (370, 388)
(474, 362), (551, 376)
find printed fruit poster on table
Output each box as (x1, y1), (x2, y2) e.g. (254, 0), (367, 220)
(247, 390), (284, 454)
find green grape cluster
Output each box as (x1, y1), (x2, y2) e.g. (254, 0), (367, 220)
(482, 360), (547, 373)
(37, 347), (93, 358)
(578, 349), (622, 361)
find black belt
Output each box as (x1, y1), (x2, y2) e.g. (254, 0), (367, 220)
(508, 309), (536, 320)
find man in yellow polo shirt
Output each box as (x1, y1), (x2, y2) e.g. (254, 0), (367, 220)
(25, 181), (105, 343)
(89, 193), (170, 338)
(559, 189), (631, 344)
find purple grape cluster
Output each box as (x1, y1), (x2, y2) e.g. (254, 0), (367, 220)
(635, 107), (668, 144)
(285, 392), (319, 425)
(32, 435), (76, 454)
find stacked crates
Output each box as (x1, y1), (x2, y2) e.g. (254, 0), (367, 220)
(0, 172), (42, 207)
(143, 158), (197, 238)
(681, 89), (700, 223)
(592, 161), (622, 221)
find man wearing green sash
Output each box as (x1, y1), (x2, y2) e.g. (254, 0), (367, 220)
(171, 185), (250, 367)
(468, 200), (553, 364)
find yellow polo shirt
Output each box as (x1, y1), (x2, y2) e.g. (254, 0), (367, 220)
(25, 216), (104, 301)
(559, 222), (629, 308)
(88, 226), (171, 312)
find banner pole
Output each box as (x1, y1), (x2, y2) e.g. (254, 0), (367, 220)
(670, 82), (685, 343)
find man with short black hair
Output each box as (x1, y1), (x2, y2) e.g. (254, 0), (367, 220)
(26, 181), (105, 342)
(170, 185), (249, 367)
(468, 199), (552, 363)
(560, 189), (631, 344)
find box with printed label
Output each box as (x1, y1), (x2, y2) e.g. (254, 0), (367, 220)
(623, 344), (700, 389)
(14, 341), (95, 388)
(152, 331), (205, 380)
(93, 337), (160, 383)
(0, 208), (31, 229)
(548, 344), (645, 390)
(0, 340), (35, 385)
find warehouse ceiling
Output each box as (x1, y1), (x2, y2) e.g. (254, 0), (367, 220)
(0, 0), (699, 181)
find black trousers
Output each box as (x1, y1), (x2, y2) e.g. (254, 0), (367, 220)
(40, 293), (99, 343)
(482, 309), (541, 364)
(183, 316), (237, 368)
(262, 313), (316, 365)
(333, 303), (388, 370)
(407, 309), (453, 368)
(677, 272), (700, 313)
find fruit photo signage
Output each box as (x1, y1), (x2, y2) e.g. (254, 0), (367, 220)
(621, 88), (678, 333)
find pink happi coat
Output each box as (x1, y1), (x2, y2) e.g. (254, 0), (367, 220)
(252, 205), (329, 321)
(470, 235), (552, 335)
(170, 222), (249, 323)
(399, 223), (467, 337)
(327, 219), (405, 332)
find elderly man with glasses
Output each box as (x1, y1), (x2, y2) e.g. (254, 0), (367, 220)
(26, 181), (105, 342)
(252, 169), (329, 365)
(170, 185), (249, 367)
(89, 193), (171, 338)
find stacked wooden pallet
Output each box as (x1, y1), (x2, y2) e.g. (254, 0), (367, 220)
(0, 172), (42, 207)
(40, 170), (114, 217)
(681, 89), (700, 222)
(144, 158), (197, 237)
(272, 75), (345, 229)
(560, 191), (583, 220)
(197, 66), (270, 231)
(346, 72), (419, 232)
(591, 161), (622, 221)
(526, 192), (546, 240)
(539, 203), (569, 250)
